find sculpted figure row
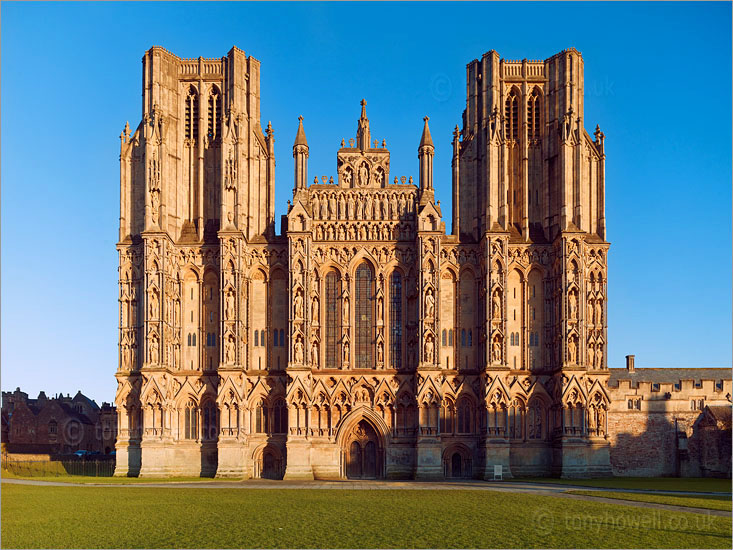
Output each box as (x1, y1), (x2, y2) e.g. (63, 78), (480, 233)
(311, 190), (414, 221)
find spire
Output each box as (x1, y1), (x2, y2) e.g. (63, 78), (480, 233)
(293, 116), (309, 191)
(293, 115), (308, 147)
(418, 116), (434, 191)
(419, 116), (434, 148)
(356, 99), (370, 151)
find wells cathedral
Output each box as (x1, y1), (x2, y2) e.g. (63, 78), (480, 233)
(114, 46), (731, 480)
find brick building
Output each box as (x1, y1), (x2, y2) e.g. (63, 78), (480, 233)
(1, 388), (118, 455)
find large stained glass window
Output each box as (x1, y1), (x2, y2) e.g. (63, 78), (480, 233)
(389, 271), (402, 369)
(325, 272), (340, 368)
(355, 263), (374, 368)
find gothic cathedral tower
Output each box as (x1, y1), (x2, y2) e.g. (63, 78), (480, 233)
(455, 49), (610, 475)
(116, 47), (281, 476)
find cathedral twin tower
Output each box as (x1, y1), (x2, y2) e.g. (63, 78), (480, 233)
(115, 46), (611, 479)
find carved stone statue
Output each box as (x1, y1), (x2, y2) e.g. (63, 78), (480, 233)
(312, 194), (320, 220)
(342, 169), (352, 186)
(225, 338), (234, 364)
(328, 194), (337, 219)
(151, 190), (160, 224)
(569, 291), (577, 319)
(587, 299), (594, 325)
(568, 338), (577, 364)
(312, 296), (319, 322)
(343, 340), (350, 363)
(149, 335), (159, 364)
(595, 300), (602, 326)
(343, 296), (350, 324)
(365, 194), (373, 219)
(425, 288), (435, 319)
(390, 194), (398, 218)
(359, 162), (369, 186)
(311, 340), (319, 367)
(294, 290), (304, 319)
(356, 195), (364, 219)
(294, 338), (304, 364)
(377, 297), (384, 321)
(338, 194), (346, 219)
(424, 336), (434, 364)
(492, 338), (501, 363)
(149, 291), (158, 319)
(377, 341), (384, 364)
(347, 195), (355, 219)
(596, 346), (603, 369)
(225, 291), (234, 320)
(492, 290), (501, 319)
(320, 197), (328, 219)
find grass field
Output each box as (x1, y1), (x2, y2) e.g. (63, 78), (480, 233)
(1, 468), (221, 484)
(516, 476), (732, 493)
(2, 484), (730, 549)
(567, 490), (733, 512)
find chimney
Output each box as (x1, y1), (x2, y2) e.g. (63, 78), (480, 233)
(626, 354), (635, 373)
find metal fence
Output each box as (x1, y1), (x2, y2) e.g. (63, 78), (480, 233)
(2, 459), (115, 477)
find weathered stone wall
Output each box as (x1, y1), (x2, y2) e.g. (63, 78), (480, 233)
(608, 410), (731, 478)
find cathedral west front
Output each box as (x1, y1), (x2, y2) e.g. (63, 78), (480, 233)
(114, 45), (614, 480)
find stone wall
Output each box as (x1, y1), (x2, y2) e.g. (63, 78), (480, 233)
(608, 409), (731, 478)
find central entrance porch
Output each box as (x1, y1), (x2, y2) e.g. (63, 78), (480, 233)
(342, 419), (385, 479)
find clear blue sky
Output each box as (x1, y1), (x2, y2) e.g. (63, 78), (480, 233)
(2, 2), (731, 404)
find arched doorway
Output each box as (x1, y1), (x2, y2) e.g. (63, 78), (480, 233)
(451, 452), (462, 478)
(344, 419), (383, 479)
(443, 445), (472, 479)
(255, 445), (284, 480)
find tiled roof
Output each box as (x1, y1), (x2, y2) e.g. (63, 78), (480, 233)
(706, 405), (732, 427)
(609, 368), (731, 386)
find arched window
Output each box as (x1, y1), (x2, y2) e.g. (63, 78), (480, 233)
(325, 272), (341, 367)
(255, 400), (269, 433)
(390, 271), (402, 369)
(207, 87), (221, 140)
(355, 263), (375, 368)
(273, 329), (278, 347)
(457, 399), (472, 434)
(461, 329), (466, 347)
(505, 89), (519, 141)
(527, 88), (542, 141)
(202, 402), (218, 440)
(184, 400), (197, 440)
(279, 329), (285, 349)
(442, 330), (447, 346)
(260, 330), (266, 348)
(254, 331), (259, 347)
(185, 86), (199, 140)
(48, 420), (58, 435)
(448, 329), (453, 346)
(273, 399), (288, 434)
(468, 330), (472, 347)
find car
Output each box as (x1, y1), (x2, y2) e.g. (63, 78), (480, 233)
(73, 450), (90, 458)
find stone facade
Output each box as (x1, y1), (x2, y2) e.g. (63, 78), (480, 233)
(607, 363), (731, 478)
(113, 46), (729, 480)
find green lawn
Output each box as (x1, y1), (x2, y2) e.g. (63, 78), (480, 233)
(516, 476), (732, 493)
(1, 469), (226, 484)
(568, 490), (733, 512)
(2, 484), (730, 549)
